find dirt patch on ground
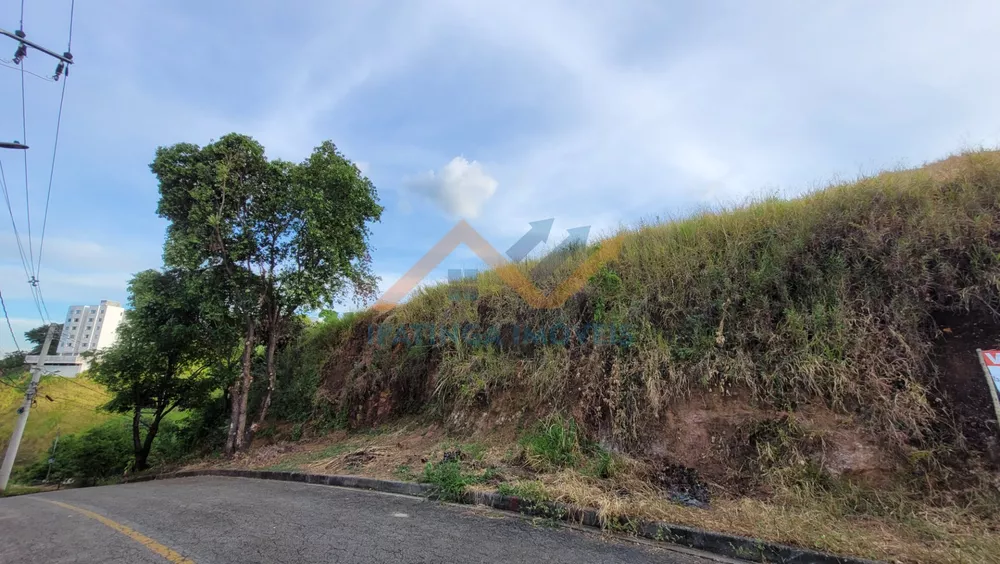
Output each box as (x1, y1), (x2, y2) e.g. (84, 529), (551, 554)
(645, 394), (895, 492)
(931, 311), (1000, 462)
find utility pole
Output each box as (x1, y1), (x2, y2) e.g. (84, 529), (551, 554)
(45, 428), (60, 483)
(0, 322), (56, 491)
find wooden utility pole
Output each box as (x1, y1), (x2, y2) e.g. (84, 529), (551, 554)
(0, 323), (56, 491)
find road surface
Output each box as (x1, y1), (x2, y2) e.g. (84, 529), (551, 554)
(0, 476), (733, 563)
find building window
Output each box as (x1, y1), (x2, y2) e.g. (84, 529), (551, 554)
(71, 326), (77, 330)
(73, 318), (79, 322)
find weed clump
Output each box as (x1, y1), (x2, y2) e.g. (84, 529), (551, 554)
(519, 415), (583, 471)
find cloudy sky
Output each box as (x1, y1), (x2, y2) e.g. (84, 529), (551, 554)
(1, 0), (999, 352)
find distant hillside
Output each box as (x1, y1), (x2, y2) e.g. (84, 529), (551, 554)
(0, 372), (123, 467)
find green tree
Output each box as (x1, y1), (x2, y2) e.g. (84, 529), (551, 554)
(88, 269), (216, 470)
(151, 134), (382, 454)
(24, 323), (62, 355)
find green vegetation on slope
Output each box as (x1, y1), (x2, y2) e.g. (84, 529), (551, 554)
(318, 150), (1000, 454)
(0, 373), (124, 467)
(231, 150), (1000, 563)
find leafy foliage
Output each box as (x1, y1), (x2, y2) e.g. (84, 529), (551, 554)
(151, 133), (383, 453)
(16, 418), (194, 485)
(24, 323), (62, 355)
(88, 269), (219, 470)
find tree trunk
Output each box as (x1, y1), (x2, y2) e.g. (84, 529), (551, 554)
(225, 316), (257, 455)
(135, 406), (166, 472)
(250, 310), (280, 444)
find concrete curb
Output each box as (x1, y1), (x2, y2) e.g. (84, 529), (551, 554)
(126, 468), (433, 497)
(127, 469), (882, 564)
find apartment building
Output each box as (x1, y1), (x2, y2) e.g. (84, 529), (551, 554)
(23, 300), (126, 377)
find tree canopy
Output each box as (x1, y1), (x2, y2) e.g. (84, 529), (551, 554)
(150, 133), (383, 453)
(89, 269), (218, 470)
(24, 323), (62, 355)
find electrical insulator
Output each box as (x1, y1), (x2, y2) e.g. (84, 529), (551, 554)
(12, 44), (27, 65)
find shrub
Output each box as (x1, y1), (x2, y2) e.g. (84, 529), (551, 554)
(43, 420), (133, 485)
(270, 311), (364, 422)
(519, 415), (582, 471)
(420, 460), (477, 501)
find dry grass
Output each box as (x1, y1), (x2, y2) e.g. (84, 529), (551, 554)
(292, 150), (1000, 562)
(321, 149), (1000, 453)
(532, 468), (1000, 564)
(207, 422), (1000, 563)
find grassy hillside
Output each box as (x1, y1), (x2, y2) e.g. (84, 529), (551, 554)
(318, 151), (1000, 453)
(268, 150), (1000, 563)
(0, 372), (124, 467)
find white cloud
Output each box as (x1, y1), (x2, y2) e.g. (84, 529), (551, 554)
(0, 317), (42, 355)
(420, 0), (1000, 241)
(404, 157), (499, 218)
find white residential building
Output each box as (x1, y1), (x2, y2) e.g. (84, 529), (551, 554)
(24, 300), (126, 378)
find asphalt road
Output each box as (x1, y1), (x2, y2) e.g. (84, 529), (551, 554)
(0, 476), (734, 563)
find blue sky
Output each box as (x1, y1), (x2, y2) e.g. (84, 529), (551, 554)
(2, 0), (1000, 352)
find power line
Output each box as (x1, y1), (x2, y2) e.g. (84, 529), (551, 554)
(39, 393), (97, 409)
(19, 64), (33, 276)
(0, 60), (54, 81)
(33, 281), (52, 322)
(0, 159), (33, 289)
(67, 0), (74, 51)
(0, 287), (21, 353)
(35, 75), (68, 277)
(57, 375), (108, 397)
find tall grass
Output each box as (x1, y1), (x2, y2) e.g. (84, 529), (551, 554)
(0, 373), (122, 467)
(320, 150), (1000, 451)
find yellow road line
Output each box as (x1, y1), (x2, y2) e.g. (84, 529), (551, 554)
(39, 499), (195, 564)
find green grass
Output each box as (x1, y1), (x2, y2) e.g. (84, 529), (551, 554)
(419, 459), (499, 502)
(0, 483), (45, 497)
(0, 372), (123, 468)
(420, 460), (478, 501)
(519, 415), (582, 471)
(497, 480), (549, 503)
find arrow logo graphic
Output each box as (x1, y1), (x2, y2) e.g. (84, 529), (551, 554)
(555, 226), (590, 250)
(505, 218), (554, 262)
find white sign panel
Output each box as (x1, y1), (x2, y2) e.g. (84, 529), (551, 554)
(983, 350), (1000, 396)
